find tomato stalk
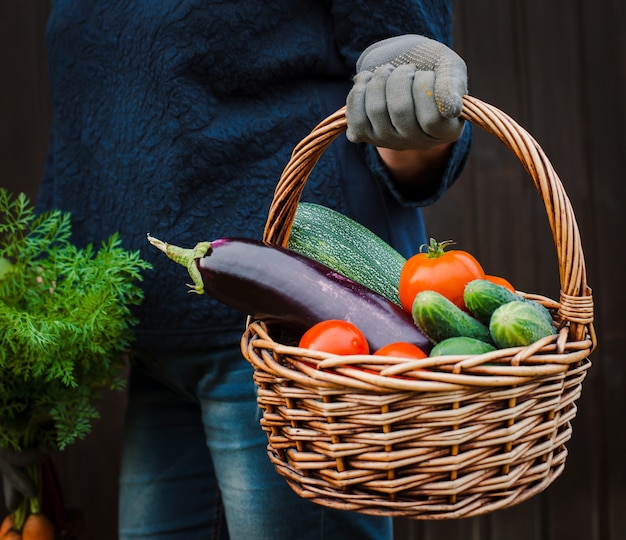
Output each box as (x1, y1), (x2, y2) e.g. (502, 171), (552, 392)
(420, 238), (456, 258)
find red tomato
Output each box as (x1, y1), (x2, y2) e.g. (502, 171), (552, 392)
(373, 342), (427, 359)
(299, 320), (369, 355)
(399, 238), (485, 312)
(486, 274), (516, 292)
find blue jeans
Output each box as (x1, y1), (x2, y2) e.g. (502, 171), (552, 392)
(118, 346), (393, 540)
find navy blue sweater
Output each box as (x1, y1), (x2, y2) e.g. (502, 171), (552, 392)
(38, 0), (471, 350)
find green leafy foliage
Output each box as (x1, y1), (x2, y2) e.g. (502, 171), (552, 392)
(0, 189), (151, 450)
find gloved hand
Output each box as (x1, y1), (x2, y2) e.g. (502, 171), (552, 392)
(0, 446), (47, 512)
(346, 34), (467, 151)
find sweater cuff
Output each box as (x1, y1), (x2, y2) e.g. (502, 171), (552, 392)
(363, 122), (473, 207)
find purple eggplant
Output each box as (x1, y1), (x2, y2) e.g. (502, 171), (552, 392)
(147, 235), (431, 353)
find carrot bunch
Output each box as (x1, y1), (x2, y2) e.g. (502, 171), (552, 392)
(1, 513), (54, 539)
(1, 459), (56, 540)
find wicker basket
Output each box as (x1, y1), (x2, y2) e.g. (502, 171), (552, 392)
(240, 95), (596, 519)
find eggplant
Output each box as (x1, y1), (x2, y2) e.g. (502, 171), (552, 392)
(147, 235), (431, 353)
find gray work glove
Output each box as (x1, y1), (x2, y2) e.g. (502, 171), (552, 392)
(346, 34), (467, 151)
(0, 446), (47, 512)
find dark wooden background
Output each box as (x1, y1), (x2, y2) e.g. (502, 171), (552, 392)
(1, 1), (624, 539)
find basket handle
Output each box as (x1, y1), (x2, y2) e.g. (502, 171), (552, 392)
(263, 95), (594, 341)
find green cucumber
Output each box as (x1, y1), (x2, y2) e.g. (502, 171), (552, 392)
(489, 301), (556, 348)
(464, 279), (524, 325)
(430, 336), (496, 357)
(288, 202), (406, 305)
(412, 290), (493, 344)
(464, 278), (553, 327)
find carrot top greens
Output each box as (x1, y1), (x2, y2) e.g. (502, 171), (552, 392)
(0, 189), (151, 452)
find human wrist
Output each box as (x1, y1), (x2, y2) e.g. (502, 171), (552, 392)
(376, 142), (454, 196)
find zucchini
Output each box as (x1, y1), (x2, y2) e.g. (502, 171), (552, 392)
(430, 336), (496, 357)
(489, 301), (556, 348)
(287, 202), (406, 305)
(411, 290), (493, 344)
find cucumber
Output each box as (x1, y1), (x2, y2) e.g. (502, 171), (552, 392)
(288, 202), (406, 305)
(464, 278), (553, 327)
(489, 301), (556, 348)
(464, 278), (524, 325)
(412, 290), (493, 344)
(430, 336), (496, 357)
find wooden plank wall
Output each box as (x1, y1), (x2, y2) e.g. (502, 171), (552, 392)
(395, 1), (626, 539)
(1, 1), (624, 539)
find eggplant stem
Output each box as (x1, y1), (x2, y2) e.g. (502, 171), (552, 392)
(146, 234), (169, 254)
(147, 234), (212, 294)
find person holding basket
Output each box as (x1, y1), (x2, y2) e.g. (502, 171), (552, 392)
(29, 1), (472, 538)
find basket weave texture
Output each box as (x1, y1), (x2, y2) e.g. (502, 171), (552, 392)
(241, 96), (596, 519)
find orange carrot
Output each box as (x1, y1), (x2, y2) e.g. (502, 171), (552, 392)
(21, 513), (54, 540)
(0, 514), (18, 540)
(0, 514), (20, 539)
(0, 515), (13, 536)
